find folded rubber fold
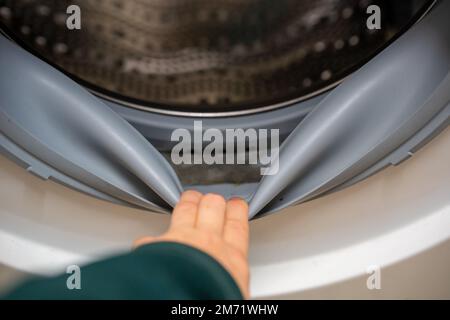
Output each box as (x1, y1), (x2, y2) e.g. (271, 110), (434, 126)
(0, 36), (182, 213)
(248, 0), (450, 217)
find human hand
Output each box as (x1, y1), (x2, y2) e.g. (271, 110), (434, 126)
(134, 191), (250, 298)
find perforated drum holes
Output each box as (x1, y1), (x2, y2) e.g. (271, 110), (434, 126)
(0, 0), (433, 114)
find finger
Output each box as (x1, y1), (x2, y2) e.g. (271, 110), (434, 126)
(196, 193), (226, 235)
(224, 198), (249, 257)
(133, 236), (156, 249)
(170, 190), (202, 230)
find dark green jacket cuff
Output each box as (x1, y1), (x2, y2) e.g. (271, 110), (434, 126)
(3, 242), (243, 300)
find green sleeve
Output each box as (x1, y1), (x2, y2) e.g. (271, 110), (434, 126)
(3, 242), (243, 300)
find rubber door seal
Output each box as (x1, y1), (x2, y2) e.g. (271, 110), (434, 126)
(1, 1), (449, 218)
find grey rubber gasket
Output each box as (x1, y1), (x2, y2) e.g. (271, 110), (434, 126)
(0, 133), (136, 208)
(256, 101), (450, 218)
(249, 0), (450, 217)
(0, 1), (449, 218)
(0, 34), (182, 212)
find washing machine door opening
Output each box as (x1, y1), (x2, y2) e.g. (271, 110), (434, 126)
(0, 0), (449, 218)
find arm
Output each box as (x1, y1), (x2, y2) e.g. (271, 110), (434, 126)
(3, 191), (249, 300)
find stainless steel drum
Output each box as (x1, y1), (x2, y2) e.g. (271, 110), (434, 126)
(0, 0), (433, 115)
